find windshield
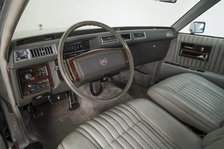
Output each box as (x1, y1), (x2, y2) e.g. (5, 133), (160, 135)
(14, 0), (199, 38)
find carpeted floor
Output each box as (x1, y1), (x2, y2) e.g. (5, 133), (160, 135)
(22, 83), (148, 149)
(26, 99), (87, 149)
(128, 83), (149, 99)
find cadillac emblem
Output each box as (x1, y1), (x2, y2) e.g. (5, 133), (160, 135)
(99, 58), (107, 66)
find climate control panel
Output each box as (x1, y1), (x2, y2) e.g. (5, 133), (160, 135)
(18, 63), (54, 96)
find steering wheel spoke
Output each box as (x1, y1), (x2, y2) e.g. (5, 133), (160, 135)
(66, 57), (80, 81)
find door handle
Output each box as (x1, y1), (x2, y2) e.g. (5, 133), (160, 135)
(197, 53), (208, 61)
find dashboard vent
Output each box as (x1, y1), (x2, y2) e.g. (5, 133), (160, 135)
(101, 36), (117, 43)
(133, 32), (146, 39)
(14, 44), (57, 62)
(101, 33), (131, 43)
(30, 45), (57, 58)
(121, 33), (131, 40)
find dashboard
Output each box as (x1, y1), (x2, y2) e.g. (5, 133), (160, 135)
(9, 27), (176, 106)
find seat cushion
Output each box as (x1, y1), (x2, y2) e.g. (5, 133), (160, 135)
(148, 73), (224, 133)
(203, 127), (224, 149)
(58, 98), (201, 149)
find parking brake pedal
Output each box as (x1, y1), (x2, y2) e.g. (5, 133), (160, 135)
(67, 91), (79, 110)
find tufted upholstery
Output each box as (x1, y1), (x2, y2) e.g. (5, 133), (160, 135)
(58, 99), (202, 149)
(148, 73), (224, 133)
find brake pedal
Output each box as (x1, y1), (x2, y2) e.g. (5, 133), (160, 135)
(67, 91), (79, 110)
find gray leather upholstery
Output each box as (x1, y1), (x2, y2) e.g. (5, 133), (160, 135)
(148, 73), (224, 133)
(58, 98), (202, 149)
(203, 127), (224, 149)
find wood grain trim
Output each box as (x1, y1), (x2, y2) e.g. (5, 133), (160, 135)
(19, 63), (54, 97)
(121, 49), (129, 64)
(66, 58), (80, 81)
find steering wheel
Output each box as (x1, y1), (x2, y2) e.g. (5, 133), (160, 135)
(57, 21), (134, 101)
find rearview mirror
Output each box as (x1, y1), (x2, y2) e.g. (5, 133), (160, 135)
(156, 0), (177, 3)
(189, 22), (205, 34)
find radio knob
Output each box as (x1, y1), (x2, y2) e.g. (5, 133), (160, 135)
(25, 73), (33, 80)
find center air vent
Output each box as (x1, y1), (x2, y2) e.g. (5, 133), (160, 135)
(101, 33), (131, 43)
(101, 36), (117, 43)
(133, 32), (146, 39)
(30, 45), (57, 58)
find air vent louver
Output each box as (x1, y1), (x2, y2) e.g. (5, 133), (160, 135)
(30, 45), (57, 58)
(133, 32), (146, 39)
(101, 33), (131, 43)
(14, 44), (57, 63)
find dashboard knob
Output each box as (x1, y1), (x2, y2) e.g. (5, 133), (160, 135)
(25, 73), (33, 80)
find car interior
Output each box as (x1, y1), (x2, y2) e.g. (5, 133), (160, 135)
(0, 0), (223, 149)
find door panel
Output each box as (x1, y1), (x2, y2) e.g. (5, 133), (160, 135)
(159, 33), (224, 88)
(164, 33), (224, 74)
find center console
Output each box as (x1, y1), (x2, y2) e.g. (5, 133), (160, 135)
(18, 63), (54, 97)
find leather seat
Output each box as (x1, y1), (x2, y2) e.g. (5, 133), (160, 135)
(148, 73), (224, 133)
(58, 98), (223, 149)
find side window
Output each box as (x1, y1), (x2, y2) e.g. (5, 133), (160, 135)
(181, 1), (224, 37)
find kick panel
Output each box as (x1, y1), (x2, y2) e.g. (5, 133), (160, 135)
(18, 63), (54, 96)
